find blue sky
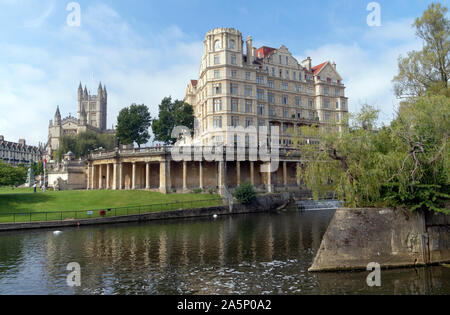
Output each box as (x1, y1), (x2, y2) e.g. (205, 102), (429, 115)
(0, 0), (445, 145)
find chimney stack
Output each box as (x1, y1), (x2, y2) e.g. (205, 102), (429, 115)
(246, 36), (253, 65)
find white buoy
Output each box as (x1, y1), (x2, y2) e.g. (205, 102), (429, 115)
(53, 231), (62, 235)
(213, 214), (218, 219)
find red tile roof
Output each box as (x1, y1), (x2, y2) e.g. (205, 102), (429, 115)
(312, 62), (327, 75)
(255, 46), (276, 59)
(190, 80), (198, 87)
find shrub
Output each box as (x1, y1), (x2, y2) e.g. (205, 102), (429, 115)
(193, 188), (202, 194)
(233, 182), (257, 205)
(208, 188), (216, 194)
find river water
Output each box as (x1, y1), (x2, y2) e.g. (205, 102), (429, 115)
(0, 209), (449, 295)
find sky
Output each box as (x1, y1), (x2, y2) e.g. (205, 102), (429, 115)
(0, 0), (445, 146)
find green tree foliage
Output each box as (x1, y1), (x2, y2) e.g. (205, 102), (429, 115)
(116, 104), (152, 148)
(32, 161), (44, 176)
(233, 182), (257, 205)
(152, 97), (194, 145)
(0, 162), (27, 187)
(55, 131), (115, 161)
(393, 3), (449, 98)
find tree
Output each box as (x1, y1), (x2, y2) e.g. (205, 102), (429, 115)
(393, 3), (449, 99)
(55, 131), (115, 161)
(152, 97), (194, 145)
(116, 104), (152, 148)
(233, 182), (257, 205)
(0, 162), (27, 187)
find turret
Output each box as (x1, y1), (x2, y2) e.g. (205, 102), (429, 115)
(98, 82), (103, 100)
(79, 105), (87, 125)
(103, 86), (107, 100)
(84, 86), (88, 99)
(246, 36), (253, 65)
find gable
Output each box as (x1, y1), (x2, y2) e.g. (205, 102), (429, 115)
(314, 62), (342, 81)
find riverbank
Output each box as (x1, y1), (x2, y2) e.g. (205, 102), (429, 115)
(309, 207), (450, 272)
(0, 192), (299, 232)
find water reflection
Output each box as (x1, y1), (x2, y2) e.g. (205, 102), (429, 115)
(0, 210), (448, 295)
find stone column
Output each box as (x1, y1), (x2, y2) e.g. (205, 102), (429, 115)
(113, 162), (118, 190)
(146, 162), (151, 190)
(132, 162), (136, 190)
(283, 161), (287, 187)
(98, 164), (103, 189)
(86, 163), (91, 190)
(92, 164), (96, 190)
(250, 161), (255, 186)
(218, 161), (226, 196)
(199, 161), (204, 190)
(265, 162), (273, 193)
(236, 161), (241, 186)
(160, 161), (168, 194)
(106, 163), (110, 189)
(119, 162), (123, 190)
(183, 161), (188, 191)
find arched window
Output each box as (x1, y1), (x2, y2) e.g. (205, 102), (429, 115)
(229, 39), (235, 49)
(214, 40), (221, 51)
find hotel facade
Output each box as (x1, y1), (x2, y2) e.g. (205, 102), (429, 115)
(185, 28), (348, 147)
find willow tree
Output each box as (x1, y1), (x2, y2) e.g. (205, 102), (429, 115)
(294, 105), (389, 208)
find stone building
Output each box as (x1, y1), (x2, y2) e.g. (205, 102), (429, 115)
(0, 136), (43, 166)
(185, 28), (348, 147)
(46, 82), (112, 159)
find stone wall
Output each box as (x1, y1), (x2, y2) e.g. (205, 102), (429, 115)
(309, 208), (450, 272)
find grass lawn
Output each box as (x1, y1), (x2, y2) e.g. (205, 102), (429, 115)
(0, 187), (223, 223)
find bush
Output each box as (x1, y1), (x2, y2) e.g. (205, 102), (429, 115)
(208, 188), (216, 194)
(233, 182), (256, 205)
(193, 188), (202, 194)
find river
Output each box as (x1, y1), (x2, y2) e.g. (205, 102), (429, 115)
(0, 208), (449, 295)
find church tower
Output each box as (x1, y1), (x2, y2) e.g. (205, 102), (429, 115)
(77, 82), (107, 130)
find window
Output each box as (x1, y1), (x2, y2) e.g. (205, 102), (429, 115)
(336, 101), (339, 109)
(293, 72), (296, 80)
(295, 85), (301, 92)
(231, 99), (239, 112)
(229, 39), (235, 49)
(342, 100), (346, 109)
(283, 124), (288, 133)
(231, 54), (237, 65)
(279, 55), (282, 64)
(214, 55), (220, 65)
(286, 56), (289, 65)
(282, 82), (288, 90)
(283, 108), (289, 118)
(269, 106), (276, 117)
(325, 112), (331, 121)
(324, 87), (329, 95)
(272, 67), (275, 76)
(213, 83), (222, 95)
(279, 69), (283, 77)
(230, 83), (238, 95)
(245, 100), (252, 113)
(256, 75), (264, 85)
(285, 70), (289, 79)
(268, 92), (275, 104)
(214, 70), (220, 79)
(307, 86), (313, 94)
(231, 116), (239, 127)
(245, 118), (254, 127)
(335, 88), (340, 97)
(213, 116), (222, 128)
(257, 89), (264, 100)
(324, 98), (330, 109)
(282, 95), (288, 105)
(309, 111), (315, 119)
(214, 98), (222, 112)
(231, 70), (237, 78)
(244, 85), (252, 97)
(258, 119), (265, 127)
(336, 113), (340, 122)
(257, 104), (265, 115)
(245, 72), (251, 80)
(214, 40), (221, 51)
(296, 110), (302, 119)
(295, 97), (301, 106)
(267, 80), (274, 88)
(308, 99), (314, 108)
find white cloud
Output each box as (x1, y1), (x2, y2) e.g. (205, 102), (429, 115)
(297, 18), (422, 124)
(0, 3), (203, 146)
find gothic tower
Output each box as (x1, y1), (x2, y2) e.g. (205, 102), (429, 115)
(77, 82), (107, 130)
